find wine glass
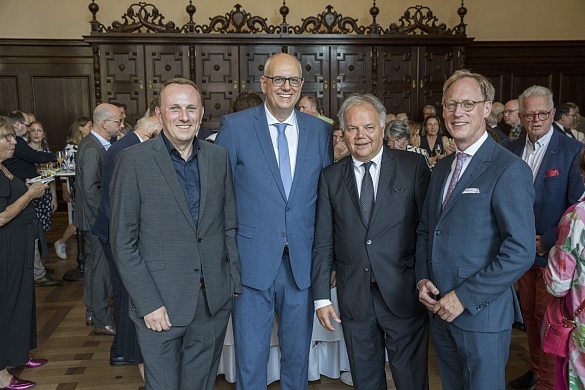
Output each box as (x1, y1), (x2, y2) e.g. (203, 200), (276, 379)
(56, 151), (65, 170)
(435, 143), (442, 156)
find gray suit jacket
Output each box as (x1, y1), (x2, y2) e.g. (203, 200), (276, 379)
(312, 147), (430, 320)
(416, 136), (535, 332)
(74, 132), (106, 231)
(109, 135), (241, 326)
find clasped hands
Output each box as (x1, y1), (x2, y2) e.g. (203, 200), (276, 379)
(144, 306), (172, 332)
(418, 279), (464, 322)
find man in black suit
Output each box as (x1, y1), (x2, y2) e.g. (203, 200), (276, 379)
(553, 103), (579, 139)
(312, 93), (431, 389)
(92, 116), (161, 369)
(75, 103), (124, 336)
(4, 110), (62, 287)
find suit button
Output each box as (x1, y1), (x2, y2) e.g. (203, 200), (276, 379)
(194, 268), (199, 272)
(198, 238), (202, 243)
(285, 207), (291, 212)
(366, 240), (372, 245)
(435, 231), (441, 235)
(364, 267), (369, 272)
(281, 232), (286, 237)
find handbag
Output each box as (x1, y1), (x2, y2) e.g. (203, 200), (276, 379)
(541, 293), (585, 358)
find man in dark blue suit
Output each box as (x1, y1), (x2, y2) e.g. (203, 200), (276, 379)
(216, 53), (332, 389)
(92, 115), (161, 369)
(416, 70), (535, 390)
(506, 86), (584, 390)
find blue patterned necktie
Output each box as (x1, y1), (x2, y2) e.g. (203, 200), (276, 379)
(275, 123), (292, 199)
(443, 152), (469, 209)
(360, 161), (374, 226)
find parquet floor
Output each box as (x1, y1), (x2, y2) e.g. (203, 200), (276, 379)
(14, 211), (532, 389)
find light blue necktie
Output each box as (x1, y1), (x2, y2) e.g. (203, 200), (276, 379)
(275, 123), (292, 198)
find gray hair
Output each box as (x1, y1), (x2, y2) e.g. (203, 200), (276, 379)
(338, 93), (386, 130)
(384, 120), (410, 140)
(518, 85), (554, 112)
(442, 69), (495, 103)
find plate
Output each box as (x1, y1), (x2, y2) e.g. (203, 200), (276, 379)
(27, 172), (56, 184)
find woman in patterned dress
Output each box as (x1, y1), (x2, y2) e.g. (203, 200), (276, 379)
(27, 121), (57, 231)
(544, 148), (585, 390)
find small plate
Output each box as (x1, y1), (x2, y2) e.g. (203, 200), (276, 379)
(27, 172), (56, 184)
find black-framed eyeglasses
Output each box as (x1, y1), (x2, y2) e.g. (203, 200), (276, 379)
(386, 137), (408, 147)
(442, 100), (486, 112)
(2, 132), (17, 142)
(264, 76), (304, 87)
(104, 119), (124, 126)
(519, 110), (553, 122)
(19, 121), (30, 127)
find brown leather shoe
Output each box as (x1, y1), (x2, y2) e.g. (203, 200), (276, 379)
(93, 325), (116, 336)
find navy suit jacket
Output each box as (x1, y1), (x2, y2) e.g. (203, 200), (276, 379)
(216, 104), (332, 291)
(416, 136), (535, 332)
(92, 131), (141, 243)
(507, 128), (584, 266)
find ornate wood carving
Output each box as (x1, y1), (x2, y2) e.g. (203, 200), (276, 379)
(195, 4), (279, 34)
(383, 5), (466, 36)
(290, 5), (367, 35)
(90, 1), (181, 33)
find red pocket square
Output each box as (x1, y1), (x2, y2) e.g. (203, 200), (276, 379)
(546, 168), (559, 177)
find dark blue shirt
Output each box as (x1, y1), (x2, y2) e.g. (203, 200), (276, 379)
(161, 131), (200, 228)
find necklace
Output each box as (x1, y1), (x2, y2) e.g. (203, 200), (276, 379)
(0, 163), (13, 180)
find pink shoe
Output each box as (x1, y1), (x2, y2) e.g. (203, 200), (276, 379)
(19, 358), (48, 368)
(1, 376), (36, 389)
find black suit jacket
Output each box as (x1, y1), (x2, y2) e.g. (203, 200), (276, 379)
(312, 146), (430, 320)
(4, 136), (56, 180)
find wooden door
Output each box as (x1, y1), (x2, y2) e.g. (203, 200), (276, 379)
(330, 45), (372, 119)
(376, 46), (418, 118)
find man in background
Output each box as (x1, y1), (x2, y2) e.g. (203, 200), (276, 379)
(299, 95), (334, 124)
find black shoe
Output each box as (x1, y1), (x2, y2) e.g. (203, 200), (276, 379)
(110, 356), (134, 366)
(34, 274), (63, 287)
(44, 267), (55, 274)
(507, 370), (536, 389)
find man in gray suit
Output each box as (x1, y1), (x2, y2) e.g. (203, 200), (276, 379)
(109, 78), (241, 390)
(312, 93), (431, 389)
(74, 103), (123, 336)
(416, 70), (536, 390)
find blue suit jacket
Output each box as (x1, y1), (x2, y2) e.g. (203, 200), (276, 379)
(92, 132), (141, 243)
(216, 105), (332, 291)
(507, 129), (584, 266)
(416, 136), (536, 332)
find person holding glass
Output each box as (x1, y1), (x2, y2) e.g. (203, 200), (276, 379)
(420, 114), (454, 166)
(0, 116), (50, 390)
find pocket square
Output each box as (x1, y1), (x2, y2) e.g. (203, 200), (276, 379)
(545, 168), (559, 177)
(462, 188), (480, 194)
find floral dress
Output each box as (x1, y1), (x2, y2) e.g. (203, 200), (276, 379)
(544, 198), (585, 390)
(33, 147), (54, 231)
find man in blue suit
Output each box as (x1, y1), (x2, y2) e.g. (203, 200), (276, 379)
(506, 86), (584, 390)
(92, 115), (161, 369)
(216, 53), (332, 389)
(416, 70), (536, 390)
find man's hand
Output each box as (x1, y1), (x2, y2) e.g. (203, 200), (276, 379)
(316, 304), (341, 331)
(144, 306), (171, 332)
(418, 279), (439, 310)
(432, 290), (465, 322)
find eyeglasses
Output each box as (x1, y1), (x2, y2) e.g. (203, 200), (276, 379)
(503, 109), (519, 115)
(519, 110), (553, 122)
(386, 137), (407, 147)
(564, 113), (577, 118)
(2, 132), (17, 142)
(104, 119), (124, 126)
(264, 76), (304, 87)
(442, 100), (486, 112)
(19, 121), (30, 127)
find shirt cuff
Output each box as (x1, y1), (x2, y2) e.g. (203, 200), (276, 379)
(314, 299), (332, 311)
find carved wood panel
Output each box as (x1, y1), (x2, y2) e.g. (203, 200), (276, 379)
(418, 46), (458, 113)
(330, 46), (371, 117)
(288, 46), (330, 116)
(239, 46), (282, 93)
(377, 46), (417, 116)
(145, 46), (189, 102)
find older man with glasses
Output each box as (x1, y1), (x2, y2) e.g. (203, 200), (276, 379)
(506, 86), (585, 390)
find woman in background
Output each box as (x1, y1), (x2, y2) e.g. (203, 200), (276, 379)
(28, 121), (58, 232)
(419, 114), (454, 166)
(54, 117), (91, 259)
(544, 149), (585, 390)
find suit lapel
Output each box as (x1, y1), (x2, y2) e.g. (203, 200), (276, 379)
(369, 148), (396, 228)
(291, 110), (309, 201)
(534, 130), (560, 191)
(341, 158), (364, 227)
(253, 106), (288, 201)
(151, 137), (197, 233)
(198, 142), (209, 224)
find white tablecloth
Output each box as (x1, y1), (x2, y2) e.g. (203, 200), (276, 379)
(217, 287), (350, 384)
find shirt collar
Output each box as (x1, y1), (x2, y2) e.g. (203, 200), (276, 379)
(91, 129), (111, 150)
(161, 130), (199, 159)
(351, 145), (384, 169)
(526, 126), (554, 148)
(265, 103), (296, 128)
(455, 131), (488, 157)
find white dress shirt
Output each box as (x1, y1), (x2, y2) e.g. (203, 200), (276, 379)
(265, 104), (299, 178)
(521, 127), (553, 183)
(91, 129), (112, 151)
